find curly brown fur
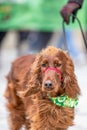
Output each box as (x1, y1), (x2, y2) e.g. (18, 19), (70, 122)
(4, 55), (35, 130)
(4, 46), (80, 130)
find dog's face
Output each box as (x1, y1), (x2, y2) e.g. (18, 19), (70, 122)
(21, 46), (79, 99)
(40, 46), (70, 97)
(41, 56), (62, 97)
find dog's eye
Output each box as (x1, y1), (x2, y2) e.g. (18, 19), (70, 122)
(55, 63), (62, 67)
(57, 63), (62, 67)
(41, 63), (48, 67)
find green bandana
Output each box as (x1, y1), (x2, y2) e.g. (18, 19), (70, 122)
(47, 94), (79, 108)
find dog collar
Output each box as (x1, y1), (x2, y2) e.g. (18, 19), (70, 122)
(47, 94), (79, 108)
(44, 67), (62, 80)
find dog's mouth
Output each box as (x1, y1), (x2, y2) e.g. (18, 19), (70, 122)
(42, 86), (59, 98)
(42, 91), (58, 99)
(42, 79), (61, 96)
(44, 87), (53, 92)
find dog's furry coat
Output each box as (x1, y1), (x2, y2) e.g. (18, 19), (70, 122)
(4, 46), (80, 130)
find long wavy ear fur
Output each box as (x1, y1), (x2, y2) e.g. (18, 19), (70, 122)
(22, 53), (43, 97)
(62, 53), (80, 98)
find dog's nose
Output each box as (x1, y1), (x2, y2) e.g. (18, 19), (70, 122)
(44, 80), (53, 89)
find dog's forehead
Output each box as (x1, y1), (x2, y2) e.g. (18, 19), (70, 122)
(41, 47), (65, 58)
(42, 47), (59, 56)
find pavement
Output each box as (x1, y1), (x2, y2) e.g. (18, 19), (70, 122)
(0, 32), (87, 130)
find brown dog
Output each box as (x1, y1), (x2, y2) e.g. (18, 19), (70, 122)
(4, 46), (80, 130)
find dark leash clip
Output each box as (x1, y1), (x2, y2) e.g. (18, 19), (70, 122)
(62, 14), (87, 53)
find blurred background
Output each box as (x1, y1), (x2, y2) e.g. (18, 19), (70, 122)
(0, 0), (87, 130)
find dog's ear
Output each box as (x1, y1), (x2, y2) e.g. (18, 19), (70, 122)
(17, 53), (43, 99)
(63, 55), (80, 98)
(23, 53), (43, 94)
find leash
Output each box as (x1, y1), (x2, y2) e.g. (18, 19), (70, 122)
(62, 14), (87, 53)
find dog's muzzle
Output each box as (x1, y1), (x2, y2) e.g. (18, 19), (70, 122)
(43, 67), (62, 90)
